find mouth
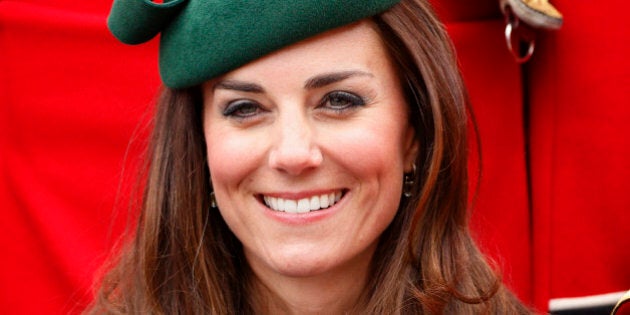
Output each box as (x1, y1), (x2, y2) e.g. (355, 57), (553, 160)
(261, 190), (346, 213)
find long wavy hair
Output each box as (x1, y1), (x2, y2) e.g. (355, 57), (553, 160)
(88, 0), (531, 313)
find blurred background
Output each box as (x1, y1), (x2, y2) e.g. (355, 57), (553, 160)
(0, 0), (628, 313)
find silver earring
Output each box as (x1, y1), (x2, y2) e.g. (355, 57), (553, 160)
(403, 164), (416, 198)
(210, 191), (217, 208)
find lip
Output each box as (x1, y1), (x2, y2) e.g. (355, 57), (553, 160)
(257, 189), (348, 225)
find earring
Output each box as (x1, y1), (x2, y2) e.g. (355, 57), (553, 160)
(403, 164), (416, 198)
(210, 191), (217, 208)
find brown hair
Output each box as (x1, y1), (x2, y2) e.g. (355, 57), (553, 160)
(88, 0), (532, 313)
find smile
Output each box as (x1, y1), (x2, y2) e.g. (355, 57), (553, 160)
(263, 191), (344, 213)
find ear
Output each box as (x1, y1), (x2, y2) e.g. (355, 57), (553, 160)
(402, 125), (419, 173)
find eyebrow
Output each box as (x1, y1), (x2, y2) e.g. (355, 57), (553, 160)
(213, 80), (265, 93)
(213, 70), (373, 93)
(304, 70), (373, 89)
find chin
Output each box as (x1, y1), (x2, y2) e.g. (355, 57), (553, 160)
(249, 240), (377, 280)
(273, 263), (331, 278)
(265, 249), (338, 277)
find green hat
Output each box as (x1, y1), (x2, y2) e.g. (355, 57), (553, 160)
(107, 0), (401, 88)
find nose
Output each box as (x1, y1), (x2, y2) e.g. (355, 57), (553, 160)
(268, 111), (323, 176)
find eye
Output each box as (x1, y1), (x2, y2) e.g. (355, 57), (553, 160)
(320, 91), (366, 112)
(222, 99), (264, 119)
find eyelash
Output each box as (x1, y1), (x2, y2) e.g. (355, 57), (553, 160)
(221, 91), (366, 119)
(319, 91), (366, 112)
(222, 99), (263, 119)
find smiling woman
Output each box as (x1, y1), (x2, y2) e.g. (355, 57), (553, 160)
(203, 22), (416, 312)
(88, 0), (532, 314)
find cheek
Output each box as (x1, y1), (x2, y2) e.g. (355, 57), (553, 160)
(325, 117), (409, 180)
(204, 126), (265, 190)
(325, 121), (407, 241)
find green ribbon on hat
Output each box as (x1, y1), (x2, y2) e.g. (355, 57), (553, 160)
(108, 0), (188, 45)
(107, 0), (401, 88)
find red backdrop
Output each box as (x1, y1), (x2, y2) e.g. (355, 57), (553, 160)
(1, 0), (628, 314)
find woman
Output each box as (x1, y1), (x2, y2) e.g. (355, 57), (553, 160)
(90, 0), (532, 313)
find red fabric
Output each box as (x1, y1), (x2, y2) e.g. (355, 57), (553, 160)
(0, 0), (627, 314)
(448, 20), (532, 302)
(0, 2), (159, 313)
(527, 0), (630, 308)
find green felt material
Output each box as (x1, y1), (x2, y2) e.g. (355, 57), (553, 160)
(108, 0), (401, 88)
(108, 0), (187, 45)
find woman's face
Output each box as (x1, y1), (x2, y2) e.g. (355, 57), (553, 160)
(203, 21), (418, 280)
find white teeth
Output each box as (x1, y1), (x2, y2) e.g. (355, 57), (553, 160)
(271, 196), (278, 210)
(320, 194), (330, 208)
(297, 199), (310, 213)
(263, 191), (344, 213)
(309, 196), (320, 210)
(285, 200), (297, 213)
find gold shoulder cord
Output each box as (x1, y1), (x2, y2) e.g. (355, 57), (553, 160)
(612, 290), (630, 315)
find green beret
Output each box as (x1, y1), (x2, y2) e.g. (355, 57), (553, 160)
(107, 0), (401, 88)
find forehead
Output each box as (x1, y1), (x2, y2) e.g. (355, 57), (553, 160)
(210, 20), (394, 84)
